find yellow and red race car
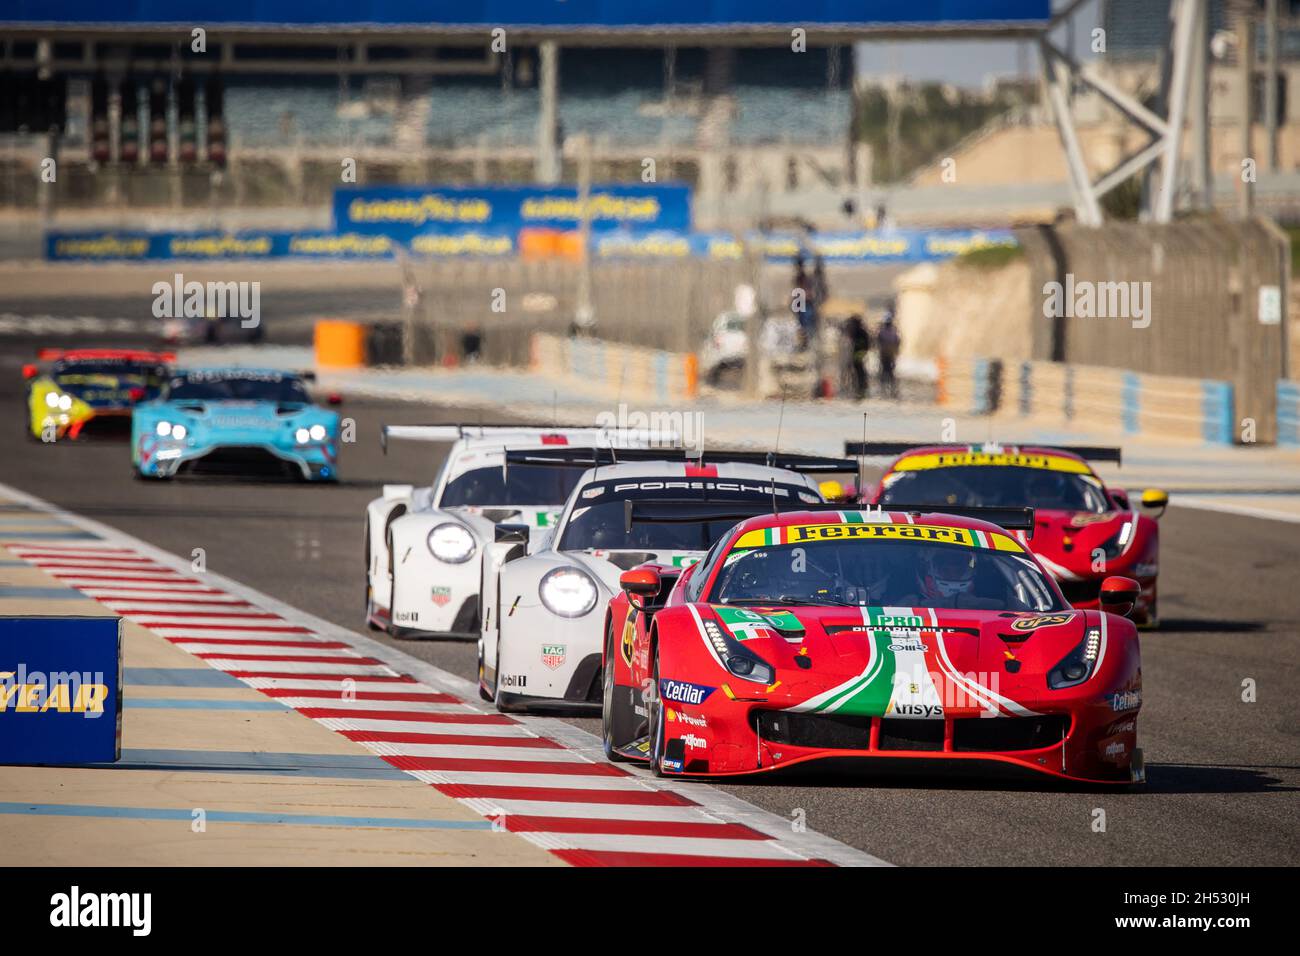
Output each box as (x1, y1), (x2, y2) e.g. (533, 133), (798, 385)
(851, 442), (1167, 627)
(23, 348), (173, 441)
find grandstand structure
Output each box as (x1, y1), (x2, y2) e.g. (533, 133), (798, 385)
(13, 3), (1283, 229)
(0, 2), (1060, 229)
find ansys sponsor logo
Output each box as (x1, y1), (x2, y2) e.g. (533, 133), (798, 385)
(659, 679), (714, 706)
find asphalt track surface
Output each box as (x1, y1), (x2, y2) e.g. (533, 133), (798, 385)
(2, 338), (1298, 866)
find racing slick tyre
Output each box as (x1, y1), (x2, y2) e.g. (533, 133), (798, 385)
(1129, 747), (1147, 787)
(602, 624), (635, 762)
(477, 644), (493, 703)
(492, 637), (524, 714)
(648, 645), (667, 777)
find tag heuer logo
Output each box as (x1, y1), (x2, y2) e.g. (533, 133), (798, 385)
(431, 587), (452, 607)
(541, 644), (566, 670)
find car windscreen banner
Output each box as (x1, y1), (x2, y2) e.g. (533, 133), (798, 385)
(0, 616), (122, 765)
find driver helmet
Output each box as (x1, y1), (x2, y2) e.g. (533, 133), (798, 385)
(919, 547), (976, 599)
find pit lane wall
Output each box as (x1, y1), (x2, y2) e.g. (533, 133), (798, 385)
(939, 358), (1236, 445)
(531, 332), (698, 404)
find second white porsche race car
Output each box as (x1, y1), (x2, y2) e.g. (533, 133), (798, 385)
(364, 424), (669, 639)
(477, 447), (855, 711)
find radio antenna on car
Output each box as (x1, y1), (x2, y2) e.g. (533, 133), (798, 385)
(771, 397), (786, 515)
(857, 412), (867, 504)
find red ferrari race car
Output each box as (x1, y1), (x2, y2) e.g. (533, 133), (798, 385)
(602, 505), (1144, 785)
(850, 442), (1167, 628)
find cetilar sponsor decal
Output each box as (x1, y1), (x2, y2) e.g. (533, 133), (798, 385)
(1109, 690), (1142, 712)
(659, 679), (714, 705)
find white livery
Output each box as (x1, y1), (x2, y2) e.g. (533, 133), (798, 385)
(478, 457), (830, 711)
(364, 425), (670, 639)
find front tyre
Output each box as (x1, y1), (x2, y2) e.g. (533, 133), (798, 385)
(477, 642), (493, 702)
(602, 624), (633, 762)
(648, 645), (667, 777)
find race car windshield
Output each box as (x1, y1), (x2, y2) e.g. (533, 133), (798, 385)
(710, 539), (1064, 613)
(440, 465), (586, 508)
(879, 465), (1111, 514)
(558, 483), (817, 553)
(165, 374), (311, 404)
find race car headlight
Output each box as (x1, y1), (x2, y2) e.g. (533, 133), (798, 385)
(44, 392), (59, 409)
(294, 427), (311, 444)
(308, 423), (327, 442)
(1048, 627), (1102, 690)
(427, 522), (476, 564)
(539, 567), (598, 618)
(156, 421), (173, 437)
(171, 424), (187, 440)
(703, 618), (776, 685)
(1099, 521), (1133, 560)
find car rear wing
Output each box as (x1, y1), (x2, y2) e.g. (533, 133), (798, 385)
(36, 348), (177, 364)
(873, 503), (1036, 536)
(504, 447), (858, 474)
(379, 424), (679, 453)
(844, 441), (1121, 467)
(622, 500), (782, 533)
(623, 500), (1035, 537)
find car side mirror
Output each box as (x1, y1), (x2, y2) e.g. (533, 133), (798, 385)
(21, 364), (38, 380)
(1099, 576), (1141, 617)
(326, 392), (343, 406)
(620, 568), (661, 599)
(494, 523), (530, 545)
(1139, 488), (1168, 518)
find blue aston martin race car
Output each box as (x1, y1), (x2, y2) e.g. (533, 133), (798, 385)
(131, 368), (341, 481)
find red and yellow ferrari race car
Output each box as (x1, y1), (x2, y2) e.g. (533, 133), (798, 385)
(602, 505), (1144, 785)
(852, 442), (1167, 627)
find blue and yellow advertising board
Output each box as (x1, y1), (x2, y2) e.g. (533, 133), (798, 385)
(0, 616), (122, 765)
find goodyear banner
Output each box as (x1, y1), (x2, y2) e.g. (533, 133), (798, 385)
(592, 228), (1018, 263)
(334, 184), (692, 239)
(0, 616), (122, 765)
(46, 225), (1015, 263)
(46, 230), (404, 262)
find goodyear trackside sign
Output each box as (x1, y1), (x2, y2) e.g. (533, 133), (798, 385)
(0, 616), (122, 765)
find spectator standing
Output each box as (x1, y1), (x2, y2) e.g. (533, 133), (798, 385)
(876, 306), (901, 399)
(844, 314), (871, 400)
(791, 255), (816, 350)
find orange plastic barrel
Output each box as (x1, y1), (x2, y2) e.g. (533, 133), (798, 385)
(315, 319), (367, 368)
(555, 230), (585, 262)
(518, 228), (560, 260)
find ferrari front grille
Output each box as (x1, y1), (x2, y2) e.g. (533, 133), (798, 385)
(952, 714), (1070, 752)
(752, 711), (872, 750)
(877, 718), (945, 752)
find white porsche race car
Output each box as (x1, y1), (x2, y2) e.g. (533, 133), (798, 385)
(364, 424), (671, 639)
(477, 447), (856, 712)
